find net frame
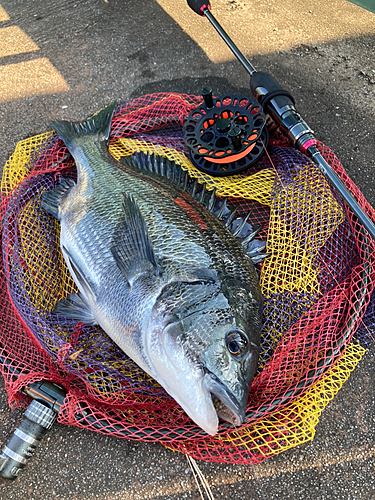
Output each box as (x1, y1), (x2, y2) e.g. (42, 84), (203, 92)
(0, 93), (374, 464)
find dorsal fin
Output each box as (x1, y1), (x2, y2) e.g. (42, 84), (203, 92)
(120, 152), (267, 263)
(120, 152), (230, 219)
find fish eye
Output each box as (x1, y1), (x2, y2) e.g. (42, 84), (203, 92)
(226, 331), (248, 356)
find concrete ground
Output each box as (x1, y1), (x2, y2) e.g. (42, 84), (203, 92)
(0, 0), (374, 498)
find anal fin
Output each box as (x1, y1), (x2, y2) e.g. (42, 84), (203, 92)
(54, 293), (98, 325)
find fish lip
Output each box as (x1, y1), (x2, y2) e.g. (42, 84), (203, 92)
(203, 370), (245, 428)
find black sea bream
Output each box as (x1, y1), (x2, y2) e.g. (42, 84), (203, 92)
(42, 102), (264, 435)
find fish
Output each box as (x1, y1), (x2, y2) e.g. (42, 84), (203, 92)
(41, 102), (265, 436)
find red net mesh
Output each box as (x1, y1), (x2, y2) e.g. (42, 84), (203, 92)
(0, 93), (374, 464)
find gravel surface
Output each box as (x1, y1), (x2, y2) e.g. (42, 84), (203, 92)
(0, 0), (374, 498)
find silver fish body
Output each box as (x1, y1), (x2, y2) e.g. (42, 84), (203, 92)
(42, 102), (263, 436)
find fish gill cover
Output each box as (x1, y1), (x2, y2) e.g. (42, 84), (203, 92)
(0, 93), (374, 464)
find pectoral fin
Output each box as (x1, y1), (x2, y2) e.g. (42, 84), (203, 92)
(53, 293), (98, 325)
(111, 192), (161, 286)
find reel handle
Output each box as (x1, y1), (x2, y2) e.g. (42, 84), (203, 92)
(187, 1), (375, 240)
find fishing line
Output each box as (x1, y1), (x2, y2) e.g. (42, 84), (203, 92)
(186, 455), (215, 500)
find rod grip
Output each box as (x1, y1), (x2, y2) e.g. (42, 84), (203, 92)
(250, 71), (295, 110)
(187, 0), (211, 16)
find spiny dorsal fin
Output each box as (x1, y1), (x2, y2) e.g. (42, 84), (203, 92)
(120, 152), (267, 263)
(120, 152), (230, 219)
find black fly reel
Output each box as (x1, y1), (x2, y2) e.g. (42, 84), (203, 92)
(183, 88), (268, 176)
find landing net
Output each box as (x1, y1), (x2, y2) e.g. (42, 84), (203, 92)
(1, 93), (374, 464)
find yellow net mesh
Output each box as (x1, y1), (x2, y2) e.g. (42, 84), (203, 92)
(166, 343), (366, 462)
(110, 138), (275, 205)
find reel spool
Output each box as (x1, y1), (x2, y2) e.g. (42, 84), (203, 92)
(183, 88), (268, 176)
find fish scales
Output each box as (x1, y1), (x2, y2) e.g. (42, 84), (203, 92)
(73, 142), (256, 290)
(42, 102), (263, 436)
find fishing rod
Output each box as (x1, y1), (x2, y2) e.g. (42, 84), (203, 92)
(186, 0), (375, 241)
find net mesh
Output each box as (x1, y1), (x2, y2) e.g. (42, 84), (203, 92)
(1, 93), (374, 464)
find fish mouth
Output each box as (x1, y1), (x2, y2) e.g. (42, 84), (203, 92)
(203, 371), (246, 428)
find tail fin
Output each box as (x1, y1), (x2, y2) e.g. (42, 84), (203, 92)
(49, 101), (116, 154)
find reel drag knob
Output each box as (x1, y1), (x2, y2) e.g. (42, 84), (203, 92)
(215, 117), (231, 133)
